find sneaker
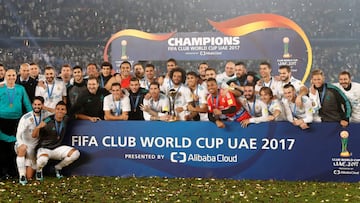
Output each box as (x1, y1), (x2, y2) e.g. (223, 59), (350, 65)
(55, 169), (63, 179)
(36, 171), (43, 181)
(19, 176), (27, 185)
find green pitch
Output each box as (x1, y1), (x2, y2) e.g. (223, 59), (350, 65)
(1, 177), (359, 202)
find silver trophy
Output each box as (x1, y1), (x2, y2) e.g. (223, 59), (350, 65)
(168, 88), (178, 121)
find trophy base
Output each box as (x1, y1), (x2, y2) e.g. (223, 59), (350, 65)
(340, 151), (351, 157)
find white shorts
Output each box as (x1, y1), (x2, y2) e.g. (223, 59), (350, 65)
(14, 142), (37, 168)
(37, 145), (75, 160)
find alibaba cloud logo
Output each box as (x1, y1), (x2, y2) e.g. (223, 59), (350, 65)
(170, 152), (186, 163)
(333, 170), (341, 175)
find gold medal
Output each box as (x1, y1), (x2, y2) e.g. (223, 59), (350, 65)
(9, 103), (13, 108)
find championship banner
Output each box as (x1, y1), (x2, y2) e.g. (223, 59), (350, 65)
(104, 14), (312, 82)
(64, 121), (360, 182)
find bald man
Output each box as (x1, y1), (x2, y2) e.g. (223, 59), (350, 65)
(0, 69), (32, 179)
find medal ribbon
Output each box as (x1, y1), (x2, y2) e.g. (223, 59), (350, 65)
(291, 103), (297, 119)
(247, 98), (256, 116)
(33, 113), (42, 126)
(100, 75), (105, 88)
(113, 96), (122, 116)
(55, 121), (64, 137)
(7, 88), (15, 106)
(130, 94), (140, 111)
(46, 81), (55, 99)
(211, 92), (220, 109)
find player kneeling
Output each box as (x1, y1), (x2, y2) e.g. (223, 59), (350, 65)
(32, 101), (80, 181)
(206, 78), (251, 128)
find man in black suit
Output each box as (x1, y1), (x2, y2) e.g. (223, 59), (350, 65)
(16, 63), (37, 101)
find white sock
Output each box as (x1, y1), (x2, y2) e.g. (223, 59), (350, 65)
(16, 156), (26, 177)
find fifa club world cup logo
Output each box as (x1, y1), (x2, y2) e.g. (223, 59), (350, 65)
(282, 37), (292, 58)
(121, 40), (128, 60)
(340, 130), (351, 157)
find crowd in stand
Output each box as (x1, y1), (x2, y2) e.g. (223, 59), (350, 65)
(1, 0), (359, 39)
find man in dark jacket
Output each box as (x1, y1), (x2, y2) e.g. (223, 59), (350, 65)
(70, 76), (110, 122)
(309, 69), (351, 127)
(16, 63), (37, 101)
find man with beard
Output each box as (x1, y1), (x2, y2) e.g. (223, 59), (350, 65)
(141, 82), (170, 121)
(333, 71), (360, 122)
(140, 64), (157, 90)
(165, 67), (192, 121)
(67, 66), (87, 109)
(282, 84), (313, 130)
(71, 76), (110, 122)
(197, 62), (208, 85)
(0, 69), (32, 179)
(309, 69), (351, 127)
(206, 78), (251, 128)
(239, 83), (269, 128)
(126, 77), (148, 120)
(134, 63), (145, 81)
(160, 58), (177, 93)
(227, 61), (247, 90)
(35, 66), (67, 113)
(277, 65), (308, 105)
(15, 96), (51, 185)
(228, 62), (260, 93)
(33, 101), (80, 181)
